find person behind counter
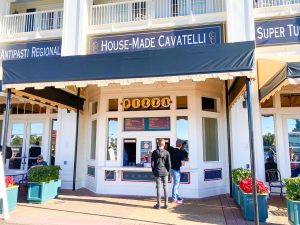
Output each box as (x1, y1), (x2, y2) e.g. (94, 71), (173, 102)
(168, 139), (185, 204)
(151, 138), (171, 209)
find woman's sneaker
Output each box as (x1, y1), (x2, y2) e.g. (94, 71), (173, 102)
(176, 197), (183, 204)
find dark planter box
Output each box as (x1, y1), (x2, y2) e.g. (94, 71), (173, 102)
(27, 179), (61, 203)
(240, 190), (268, 222)
(287, 198), (300, 225)
(0, 186), (19, 212)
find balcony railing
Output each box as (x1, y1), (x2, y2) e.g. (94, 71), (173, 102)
(255, 0), (300, 8)
(0, 9), (63, 36)
(90, 0), (225, 26)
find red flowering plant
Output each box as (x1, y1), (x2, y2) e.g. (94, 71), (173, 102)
(239, 178), (269, 194)
(5, 176), (15, 188)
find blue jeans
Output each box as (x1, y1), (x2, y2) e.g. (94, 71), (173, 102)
(171, 169), (181, 200)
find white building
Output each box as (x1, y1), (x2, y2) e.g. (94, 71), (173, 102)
(0, 0), (299, 199)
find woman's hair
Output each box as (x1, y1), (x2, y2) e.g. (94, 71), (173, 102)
(37, 154), (43, 159)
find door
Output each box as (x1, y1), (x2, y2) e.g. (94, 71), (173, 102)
(8, 120), (44, 170)
(284, 117), (300, 177)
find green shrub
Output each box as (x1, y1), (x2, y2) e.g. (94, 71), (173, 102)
(284, 177), (300, 201)
(28, 165), (61, 183)
(232, 168), (252, 184)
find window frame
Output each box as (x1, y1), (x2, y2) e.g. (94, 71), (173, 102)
(201, 95), (221, 163)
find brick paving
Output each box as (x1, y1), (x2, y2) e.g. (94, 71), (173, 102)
(0, 188), (289, 225)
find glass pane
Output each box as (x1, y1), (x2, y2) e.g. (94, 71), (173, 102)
(50, 119), (57, 165)
(109, 99), (118, 112)
(28, 123), (43, 168)
(107, 118), (118, 160)
(260, 96), (274, 108)
(17, 103), (25, 114)
(9, 123), (24, 169)
(176, 96), (188, 109)
(203, 117), (219, 161)
(91, 102), (98, 115)
(11, 104), (18, 114)
(29, 123), (43, 145)
(202, 97), (217, 112)
(281, 94), (291, 107)
(24, 103), (32, 114)
(261, 115), (277, 181)
(288, 118), (300, 177)
(291, 94), (300, 107)
(90, 120), (97, 160)
(10, 134), (23, 146)
(176, 116), (189, 160)
(40, 106), (47, 114)
(32, 104), (40, 114)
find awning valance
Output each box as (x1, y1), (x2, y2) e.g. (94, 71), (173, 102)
(258, 59), (300, 102)
(2, 41), (255, 90)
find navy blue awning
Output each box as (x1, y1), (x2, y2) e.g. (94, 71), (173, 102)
(2, 41), (255, 87)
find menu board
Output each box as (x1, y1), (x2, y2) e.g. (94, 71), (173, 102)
(124, 117), (170, 131)
(148, 117), (170, 130)
(124, 118), (145, 131)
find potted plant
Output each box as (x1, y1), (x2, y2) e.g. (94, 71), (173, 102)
(27, 165), (61, 203)
(0, 176), (19, 212)
(232, 168), (251, 205)
(239, 178), (269, 222)
(284, 176), (300, 225)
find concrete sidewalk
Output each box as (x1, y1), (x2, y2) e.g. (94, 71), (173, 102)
(0, 189), (289, 225)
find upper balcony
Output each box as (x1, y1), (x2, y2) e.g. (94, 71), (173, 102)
(0, 9), (63, 42)
(88, 0), (226, 34)
(255, 0), (300, 19)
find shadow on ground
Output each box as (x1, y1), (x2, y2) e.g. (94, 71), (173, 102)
(11, 188), (288, 225)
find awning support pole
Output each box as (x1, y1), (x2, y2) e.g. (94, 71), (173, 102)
(246, 79), (259, 225)
(225, 81), (233, 197)
(2, 89), (11, 164)
(72, 88), (80, 191)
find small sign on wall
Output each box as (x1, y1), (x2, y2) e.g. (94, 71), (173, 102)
(140, 141), (152, 163)
(204, 168), (222, 181)
(105, 170), (116, 181)
(122, 96), (171, 111)
(87, 166), (95, 177)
